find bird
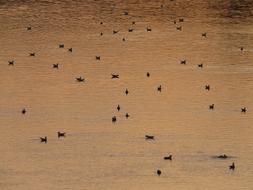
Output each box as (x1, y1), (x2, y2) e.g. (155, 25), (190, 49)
(111, 74), (119, 79)
(122, 38), (126, 41)
(147, 72), (150, 77)
(240, 47), (244, 51)
(8, 61), (14, 66)
(100, 21), (103, 25)
(241, 107), (247, 113)
(178, 18), (184, 22)
(53, 63), (59, 69)
(125, 89), (129, 95)
(202, 33), (207, 37)
(125, 113), (129, 118)
(117, 105), (120, 111)
(164, 155), (172, 160)
(68, 48), (73, 52)
(113, 30), (119, 34)
(132, 21), (135, 25)
(40, 136), (47, 143)
(59, 44), (64, 48)
(198, 64), (203, 68)
(180, 60), (186, 64)
(100, 32), (103, 36)
(112, 116), (117, 123)
(96, 56), (100, 60)
(173, 20), (176, 24)
(22, 108), (26, 114)
(27, 26), (32, 30)
(205, 85), (210, 91)
(124, 11), (128, 15)
(229, 162), (235, 170)
(29, 53), (35, 56)
(146, 27), (152, 32)
(128, 28), (134, 32)
(76, 77), (84, 82)
(157, 170), (161, 176)
(58, 131), (66, 138)
(217, 154), (228, 159)
(157, 85), (162, 92)
(176, 26), (182, 31)
(145, 135), (154, 140)
(209, 104), (214, 110)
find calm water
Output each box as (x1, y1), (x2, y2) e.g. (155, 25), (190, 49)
(0, 0), (253, 189)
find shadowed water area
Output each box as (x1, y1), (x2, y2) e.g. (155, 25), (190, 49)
(0, 0), (253, 189)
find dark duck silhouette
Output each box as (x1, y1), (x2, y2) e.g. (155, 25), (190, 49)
(125, 113), (129, 118)
(217, 154), (228, 159)
(100, 21), (103, 25)
(202, 33), (207, 37)
(125, 89), (129, 95)
(58, 132), (66, 138)
(178, 18), (184, 22)
(96, 56), (100, 60)
(229, 162), (235, 170)
(240, 47), (244, 51)
(27, 26), (32, 30)
(112, 116), (117, 123)
(53, 63), (59, 69)
(22, 108), (26, 114)
(111, 74), (119, 79)
(122, 38), (126, 41)
(8, 60), (14, 66)
(117, 105), (120, 111)
(145, 135), (154, 140)
(100, 32), (103, 36)
(180, 60), (186, 64)
(157, 170), (161, 176)
(176, 26), (182, 31)
(113, 30), (119, 34)
(147, 72), (150, 77)
(59, 44), (64, 48)
(157, 85), (162, 92)
(146, 27), (152, 32)
(209, 104), (214, 110)
(124, 11), (128, 15)
(68, 48), (73, 52)
(132, 21), (135, 25)
(205, 85), (210, 91)
(128, 28), (134, 32)
(241, 107), (247, 113)
(40, 136), (47, 143)
(29, 53), (35, 57)
(164, 155), (172, 160)
(198, 63), (203, 68)
(76, 77), (84, 82)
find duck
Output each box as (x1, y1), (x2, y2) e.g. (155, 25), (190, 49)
(198, 64), (203, 68)
(176, 26), (182, 31)
(22, 108), (26, 114)
(241, 107), (247, 113)
(96, 56), (101, 60)
(111, 74), (119, 79)
(164, 155), (172, 160)
(58, 132), (66, 138)
(59, 44), (64, 48)
(8, 60), (14, 66)
(205, 85), (210, 90)
(157, 85), (162, 92)
(145, 135), (154, 140)
(68, 48), (73, 52)
(178, 18), (184, 22)
(113, 30), (119, 34)
(128, 29), (134, 32)
(217, 154), (228, 159)
(209, 104), (214, 110)
(146, 27), (152, 32)
(40, 136), (47, 143)
(53, 63), (59, 69)
(147, 72), (150, 77)
(29, 53), (35, 56)
(202, 33), (207, 37)
(125, 89), (129, 95)
(229, 162), (235, 170)
(27, 26), (32, 30)
(76, 77), (84, 82)
(117, 105), (120, 111)
(112, 116), (117, 123)
(180, 60), (186, 64)
(125, 113), (129, 118)
(157, 170), (161, 176)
